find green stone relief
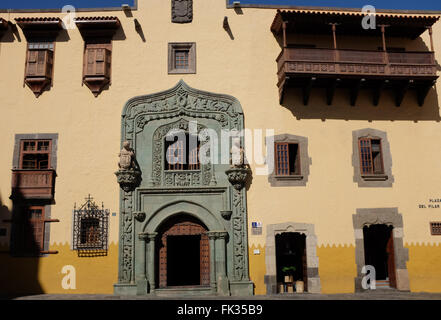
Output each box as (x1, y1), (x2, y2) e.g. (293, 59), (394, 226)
(114, 81), (254, 296)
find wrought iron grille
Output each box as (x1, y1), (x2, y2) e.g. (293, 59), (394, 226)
(73, 195), (109, 252)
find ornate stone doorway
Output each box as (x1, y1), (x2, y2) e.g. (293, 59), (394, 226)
(156, 215), (210, 288)
(114, 81), (254, 296)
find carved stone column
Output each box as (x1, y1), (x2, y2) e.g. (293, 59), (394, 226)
(215, 231), (230, 296)
(207, 231), (217, 293)
(147, 232), (158, 293)
(137, 233), (149, 295)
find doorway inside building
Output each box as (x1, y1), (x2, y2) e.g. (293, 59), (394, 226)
(156, 215), (210, 288)
(363, 224), (396, 288)
(167, 235), (201, 286)
(275, 232), (307, 292)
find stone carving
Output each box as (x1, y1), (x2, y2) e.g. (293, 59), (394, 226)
(152, 118), (212, 187)
(226, 167), (251, 191)
(232, 190), (246, 281)
(230, 139), (246, 168)
(118, 141), (135, 170)
(133, 211), (146, 222)
(116, 141), (142, 192)
(172, 0), (193, 23)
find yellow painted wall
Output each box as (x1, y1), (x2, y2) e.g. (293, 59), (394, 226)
(0, 1), (440, 294)
(0, 243), (118, 294)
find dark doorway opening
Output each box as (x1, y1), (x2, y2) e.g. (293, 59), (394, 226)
(167, 234), (201, 286)
(275, 232), (307, 292)
(363, 224), (396, 287)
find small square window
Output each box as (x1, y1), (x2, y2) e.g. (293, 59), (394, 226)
(168, 43), (196, 74)
(430, 222), (441, 235)
(275, 142), (300, 176)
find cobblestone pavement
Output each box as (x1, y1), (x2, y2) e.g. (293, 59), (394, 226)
(5, 291), (441, 300)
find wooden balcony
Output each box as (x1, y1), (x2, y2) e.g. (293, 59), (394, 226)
(11, 169), (56, 200)
(277, 47), (438, 106)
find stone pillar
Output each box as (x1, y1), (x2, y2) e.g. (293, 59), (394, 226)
(215, 231), (230, 296)
(207, 232), (217, 294)
(147, 232), (158, 293)
(137, 233), (148, 295)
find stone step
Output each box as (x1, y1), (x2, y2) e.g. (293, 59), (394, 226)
(154, 286), (214, 297)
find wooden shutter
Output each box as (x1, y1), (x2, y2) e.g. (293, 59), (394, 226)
(358, 138), (373, 174)
(371, 139), (384, 174)
(26, 49), (53, 78)
(84, 47), (111, 78)
(275, 142), (289, 175)
(18, 207), (45, 253)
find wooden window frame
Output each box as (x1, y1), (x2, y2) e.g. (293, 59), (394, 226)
(430, 222), (441, 236)
(24, 41), (55, 97)
(164, 134), (200, 171)
(82, 41), (113, 96)
(274, 142), (301, 176)
(19, 139), (52, 170)
(168, 42), (196, 74)
(358, 136), (385, 176)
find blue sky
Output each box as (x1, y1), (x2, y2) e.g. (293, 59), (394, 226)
(0, 0), (439, 10)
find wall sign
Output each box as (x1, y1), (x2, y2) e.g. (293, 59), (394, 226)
(251, 222), (262, 235)
(418, 199), (441, 209)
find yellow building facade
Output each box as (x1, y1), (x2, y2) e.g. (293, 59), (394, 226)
(0, 0), (441, 296)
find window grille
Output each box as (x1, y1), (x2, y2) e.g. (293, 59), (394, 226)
(73, 195), (109, 253)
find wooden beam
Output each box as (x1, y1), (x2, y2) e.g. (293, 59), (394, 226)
(326, 79), (338, 105)
(282, 21), (287, 48)
(350, 79), (363, 106)
(395, 80), (411, 107)
(416, 80), (435, 107)
(303, 77), (314, 106)
(372, 80), (385, 106)
(428, 26), (434, 52)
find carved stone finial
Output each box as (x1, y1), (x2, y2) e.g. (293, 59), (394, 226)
(172, 0), (193, 23)
(225, 167), (251, 190)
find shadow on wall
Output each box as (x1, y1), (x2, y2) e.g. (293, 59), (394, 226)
(281, 86), (440, 122)
(0, 193), (43, 299)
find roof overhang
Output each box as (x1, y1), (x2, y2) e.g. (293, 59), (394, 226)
(74, 16), (121, 39)
(271, 9), (440, 39)
(15, 17), (63, 40)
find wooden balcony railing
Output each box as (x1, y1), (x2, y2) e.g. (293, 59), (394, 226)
(11, 169), (56, 200)
(276, 47), (438, 105)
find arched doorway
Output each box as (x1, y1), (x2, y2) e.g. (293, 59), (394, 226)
(156, 215), (210, 288)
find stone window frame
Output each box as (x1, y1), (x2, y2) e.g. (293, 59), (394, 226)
(266, 134), (310, 187)
(264, 222), (321, 294)
(10, 133), (58, 257)
(352, 128), (394, 188)
(352, 207), (409, 291)
(168, 42), (196, 74)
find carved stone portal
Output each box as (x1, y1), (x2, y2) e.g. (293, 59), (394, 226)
(114, 81), (253, 296)
(172, 0), (193, 23)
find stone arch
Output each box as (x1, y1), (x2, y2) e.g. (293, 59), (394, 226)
(264, 222), (321, 294)
(143, 200), (225, 234)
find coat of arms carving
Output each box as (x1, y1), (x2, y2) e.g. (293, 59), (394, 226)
(172, 0), (193, 23)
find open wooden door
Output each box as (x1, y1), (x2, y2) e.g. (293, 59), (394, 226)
(386, 229), (397, 288)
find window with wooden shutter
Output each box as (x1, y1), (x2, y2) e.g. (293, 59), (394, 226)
(24, 42), (54, 97)
(430, 222), (441, 235)
(275, 142), (300, 176)
(358, 137), (384, 175)
(83, 43), (112, 96)
(19, 139), (52, 170)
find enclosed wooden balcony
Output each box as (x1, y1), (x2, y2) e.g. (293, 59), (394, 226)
(271, 9), (440, 106)
(277, 47), (437, 106)
(11, 169), (56, 200)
